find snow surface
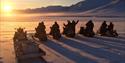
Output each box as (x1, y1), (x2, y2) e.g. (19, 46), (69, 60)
(1, 19), (125, 63)
(29, 34), (125, 63)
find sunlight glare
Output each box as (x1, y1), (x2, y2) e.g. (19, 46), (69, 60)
(3, 5), (12, 12)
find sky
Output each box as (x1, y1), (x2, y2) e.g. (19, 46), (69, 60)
(1, 0), (84, 10)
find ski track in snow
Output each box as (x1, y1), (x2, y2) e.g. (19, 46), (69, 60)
(39, 43), (75, 63)
(29, 35), (76, 63)
(60, 35), (125, 63)
(77, 35), (125, 50)
(117, 36), (125, 40)
(44, 39), (96, 63)
(29, 34), (125, 63)
(48, 36), (110, 63)
(95, 36), (125, 44)
(76, 35), (125, 55)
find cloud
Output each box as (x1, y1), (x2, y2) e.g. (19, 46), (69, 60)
(1, 0), (84, 9)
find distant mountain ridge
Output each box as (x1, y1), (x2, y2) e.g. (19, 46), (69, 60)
(84, 0), (125, 16)
(68, 0), (113, 12)
(15, 0), (125, 16)
(15, 0), (113, 13)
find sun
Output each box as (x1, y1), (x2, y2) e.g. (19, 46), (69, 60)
(3, 5), (12, 12)
(1, 4), (14, 16)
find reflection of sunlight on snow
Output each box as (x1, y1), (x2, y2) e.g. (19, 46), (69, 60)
(1, 39), (16, 63)
(1, 11), (14, 17)
(0, 15), (125, 63)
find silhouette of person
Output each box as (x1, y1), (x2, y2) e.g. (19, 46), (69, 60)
(108, 22), (114, 32)
(99, 21), (108, 36)
(50, 22), (59, 35)
(72, 20), (79, 32)
(85, 20), (94, 32)
(35, 22), (47, 41)
(107, 22), (117, 37)
(63, 20), (79, 37)
(63, 20), (71, 34)
(53, 22), (59, 29)
(35, 22), (46, 33)
(85, 20), (95, 37)
(79, 27), (85, 34)
(50, 22), (61, 39)
(41, 22), (46, 30)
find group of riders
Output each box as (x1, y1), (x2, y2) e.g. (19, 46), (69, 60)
(35, 20), (118, 41)
(97, 21), (118, 37)
(13, 28), (27, 41)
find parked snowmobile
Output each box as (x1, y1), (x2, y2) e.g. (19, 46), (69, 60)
(50, 22), (61, 40)
(13, 28), (47, 63)
(35, 22), (47, 41)
(63, 20), (79, 37)
(98, 21), (118, 37)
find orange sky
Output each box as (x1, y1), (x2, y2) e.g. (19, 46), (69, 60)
(1, 0), (84, 10)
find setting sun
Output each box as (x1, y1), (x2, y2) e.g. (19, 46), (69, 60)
(3, 5), (12, 12)
(1, 3), (14, 16)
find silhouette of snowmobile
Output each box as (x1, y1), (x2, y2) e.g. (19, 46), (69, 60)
(98, 21), (118, 37)
(50, 22), (61, 40)
(35, 22), (47, 41)
(13, 27), (27, 41)
(63, 20), (79, 37)
(79, 20), (95, 37)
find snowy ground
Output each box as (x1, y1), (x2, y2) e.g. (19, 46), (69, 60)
(0, 33), (125, 63)
(0, 17), (125, 63)
(28, 34), (125, 63)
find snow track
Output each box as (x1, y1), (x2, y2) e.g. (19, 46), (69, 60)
(118, 36), (125, 40)
(29, 35), (75, 63)
(95, 36), (125, 44)
(48, 36), (110, 63)
(30, 34), (125, 63)
(76, 35), (125, 55)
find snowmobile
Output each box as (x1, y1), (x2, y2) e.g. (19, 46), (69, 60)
(35, 22), (47, 41)
(50, 27), (61, 40)
(13, 28), (47, 63)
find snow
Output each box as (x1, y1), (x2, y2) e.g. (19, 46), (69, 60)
(95, 36), (125, 44)
(76, 34), (125, 55)
(0, 40), (17, 63)
(48, 36), (110, 63)
(1, 17), (125, 63)
(29, 34), (125, 63)
(29, 35), (75, 63)
(118, 36), (125, 40)
(1, 31), (125, 63)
